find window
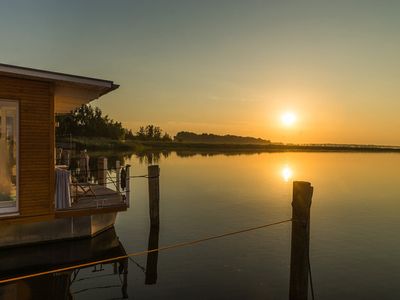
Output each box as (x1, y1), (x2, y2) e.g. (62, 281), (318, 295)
(0, 100), (18, 214)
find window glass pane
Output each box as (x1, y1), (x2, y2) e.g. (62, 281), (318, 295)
(0, 101), (17, 211)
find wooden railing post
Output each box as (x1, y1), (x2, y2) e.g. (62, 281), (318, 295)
(289, 181), (313, 300)
(62, 149), (70, 167)
(148, 165), (160, 228)
(97, 157), (107, 186)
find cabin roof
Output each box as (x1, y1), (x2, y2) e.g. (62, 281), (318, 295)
(0, 63), (119, 113)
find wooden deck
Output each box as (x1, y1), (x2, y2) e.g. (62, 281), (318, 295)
(68, 184), (125, 210)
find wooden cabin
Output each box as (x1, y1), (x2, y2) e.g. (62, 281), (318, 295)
(0, 63), (129, 248)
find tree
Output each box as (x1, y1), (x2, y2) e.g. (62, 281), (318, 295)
(153, 126), (162, 140)
(56, 104), (125, 140)
(145, 125), (154, 139)
(137, 126), (146, 139)
(56, 106), (172, 142)
(162, 133), (172, 141)
(135, 124), (170, 141)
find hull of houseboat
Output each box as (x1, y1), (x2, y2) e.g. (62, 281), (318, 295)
(0, 212), (118, 248)
(0, 227), (128, 299)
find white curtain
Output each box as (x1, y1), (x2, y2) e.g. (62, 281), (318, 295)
(55, 168), (71, 209)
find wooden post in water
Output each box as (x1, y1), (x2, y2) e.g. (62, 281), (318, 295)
(118, 257), (129, 299)
(145, 164), (160, 284)
(98, 157), (108, 186)
(145, 225), (160, 284)
(148, 165), (160, 228)
(115, 160), (121, 192)
(121, 165), (131, 207)
(289, 181), (313, 300)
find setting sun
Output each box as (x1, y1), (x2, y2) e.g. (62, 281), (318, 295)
(281, 112), (297, 126)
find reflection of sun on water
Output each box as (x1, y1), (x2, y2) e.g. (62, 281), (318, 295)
(281, 165), (293, 182)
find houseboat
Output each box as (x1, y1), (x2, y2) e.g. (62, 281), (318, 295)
(0, 63), (130, 248)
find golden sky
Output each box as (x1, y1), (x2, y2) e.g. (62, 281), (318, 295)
(1, 0), (400, 144)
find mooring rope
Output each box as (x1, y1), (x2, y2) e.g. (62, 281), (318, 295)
(0, 219), (292, 284)
(129, 175), (159, 179)
(128, 257), (146, 273)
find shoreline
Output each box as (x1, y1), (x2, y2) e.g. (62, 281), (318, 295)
(56, 137), (400, 153)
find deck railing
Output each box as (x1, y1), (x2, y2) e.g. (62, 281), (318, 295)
(55, 161), (130, 211)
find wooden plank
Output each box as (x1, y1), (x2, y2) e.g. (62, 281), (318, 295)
(55, 206), (127, 218)
(0, 214), (55, 225)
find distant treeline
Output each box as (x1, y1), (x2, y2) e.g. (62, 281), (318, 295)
(174, 131), (271, 144)
(56, 105), (273, 145)
(56, 105), (172, 141)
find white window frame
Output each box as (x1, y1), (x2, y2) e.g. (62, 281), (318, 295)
(0, 99), (19, 215)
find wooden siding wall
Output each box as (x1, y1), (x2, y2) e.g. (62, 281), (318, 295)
(0, 75), (55, 221)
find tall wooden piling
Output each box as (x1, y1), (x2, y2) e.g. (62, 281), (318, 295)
(121, 257), (129, 298)
(148, 165), (160, 228)
(146, 164), (160, 284)
(289, 181), (313, 300)
(145, 225), (160, 285)
(97, 157), (107, 186)
(115, 160), (121, 192)
(125, 165), (131, 207)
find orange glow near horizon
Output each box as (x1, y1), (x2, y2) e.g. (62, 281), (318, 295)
(3, 1), (400, 146)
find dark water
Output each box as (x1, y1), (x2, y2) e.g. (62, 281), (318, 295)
(2, 152), (400, 299)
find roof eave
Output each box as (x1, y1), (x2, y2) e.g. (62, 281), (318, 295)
(0, 63), (116, 88)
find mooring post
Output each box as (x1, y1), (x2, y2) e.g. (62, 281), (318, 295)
(145, 225), (160, 285)
(146, 165), (160, 284)
(118, 257), (129, 299)
(115, 160), (121, 192)
(148, 165), (160, 228)
(289, 181), (313, 300)
(97, 157), (108, 186)
(125, 164), (131, 207)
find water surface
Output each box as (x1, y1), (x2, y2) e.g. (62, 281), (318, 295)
(113, 151), (400, 299)
(4, 152), (400, 299)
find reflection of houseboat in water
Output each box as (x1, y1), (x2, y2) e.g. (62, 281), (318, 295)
(0, 63), (130, 247)
(0, 228), (129, 299)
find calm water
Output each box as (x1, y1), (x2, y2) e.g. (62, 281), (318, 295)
(4, 152), (400, 299)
